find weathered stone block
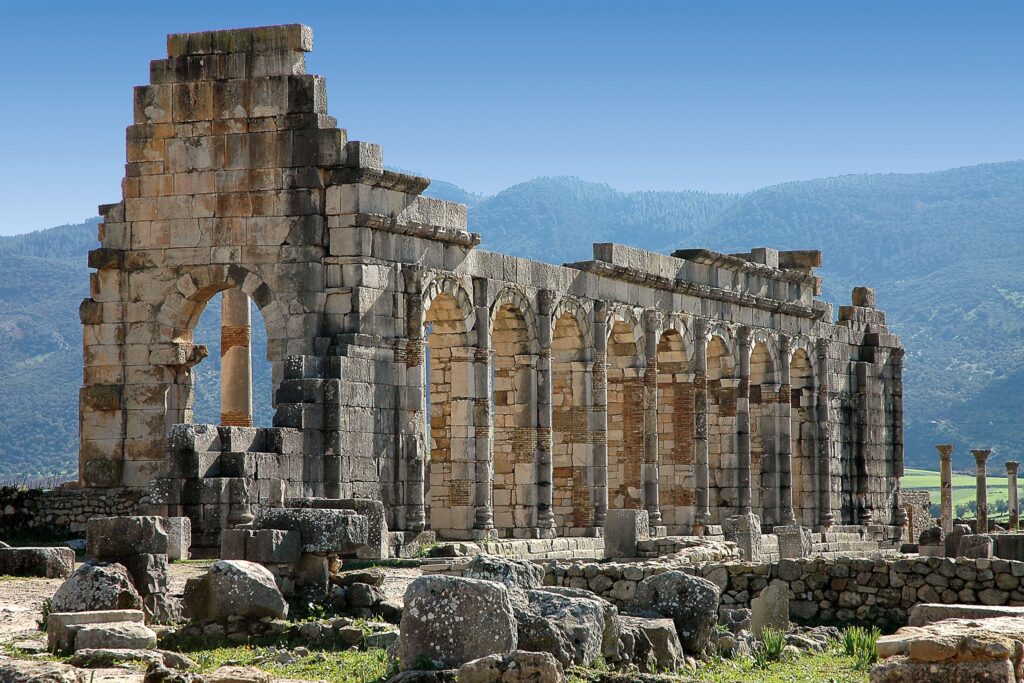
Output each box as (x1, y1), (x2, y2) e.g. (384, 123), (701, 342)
(604, 509), (650, 559)
(87, 516), (168, 559)
(47, 609), (145, 653)
(0, 547), (75, 579)
(256, 507), (367, 554)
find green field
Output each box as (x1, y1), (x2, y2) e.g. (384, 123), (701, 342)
(903, 468), (1013, 520)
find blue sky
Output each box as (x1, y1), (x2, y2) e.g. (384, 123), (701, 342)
(0, 1), (1022, 234)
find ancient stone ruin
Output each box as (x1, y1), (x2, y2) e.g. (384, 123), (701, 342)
(76, 24), (906, 556)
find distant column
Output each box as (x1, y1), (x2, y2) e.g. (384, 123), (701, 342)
(535, 290), (556, 535)
(973, 449), (991, 533)
(592, 301), (610, 529)
(816, 338), (834, 528)
(693, 319), (711, 532)
(736, 326), (753, 516)
(1006, 461), (1020, 531)
(220, 289), (253, 427)
(936, 444), (954, 533)
(643, 310), (662, 527)
(778, 335), (797, 526)
(472, 278), (494, 533)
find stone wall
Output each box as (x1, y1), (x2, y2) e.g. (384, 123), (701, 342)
(0, 486), (142, 538)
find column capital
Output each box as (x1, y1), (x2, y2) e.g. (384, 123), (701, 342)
(936, 444), (955, 460)
(1007, 461), (1020, 475)
(815, 337), (830, 357)
(593, 299), (609, 323)
(537, 288), (556, 315)
(973, 448), (992, 465)
(736, 325), (752, 348)
(778, 332), (792, 355)
(694, 317), (710, 341)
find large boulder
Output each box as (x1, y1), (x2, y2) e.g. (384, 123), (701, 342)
(0, 547), (74, 578)
(182, 560), (287, 621)
(630, 570), (720, 654)
(458, 651), (564, 683)
(619, 616), (683, 674)
(517, 590), (605, 667)
(464, 555), (544, 590)
(398, 576), (517, 670)
(534, 587), (620, 659)
(51, 562), (143, 613)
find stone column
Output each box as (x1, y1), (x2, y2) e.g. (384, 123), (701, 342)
(592, 301), (610, 529)
(535, 290), (556, 536)
(736, 326), (752, 516)
(1006, 461), (1020, 531)
(220, 289), (253, 427)
(778, 334), (797, 525)
(973, 448), (991, 533)
(642, 310), (663, 527)
(472, 278), (495, 534)
(693, 319), (711, 532)
(936, 444), (954, 533)
(401, 265), (426, 530)
(816, 338), (834, 528)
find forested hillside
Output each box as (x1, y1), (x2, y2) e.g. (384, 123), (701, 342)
(1, 161), (1021, 477)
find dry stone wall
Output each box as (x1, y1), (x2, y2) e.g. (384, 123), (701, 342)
(0, 486), (143, 538)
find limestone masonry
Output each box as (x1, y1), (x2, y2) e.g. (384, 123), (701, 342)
(77, 24), (906, 551)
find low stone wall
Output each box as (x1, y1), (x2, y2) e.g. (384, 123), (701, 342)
(0, 486), (142, 538)
(697, 555), (1024, 630)
(478, 537), (605, 560)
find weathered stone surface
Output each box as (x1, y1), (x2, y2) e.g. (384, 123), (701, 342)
(750, 580), (790, 636)
(918, 526), (944, 547)
(619, 616), (683, 673)
(464, 555), (543, 590)
(946, 524), (972, 557)
(47, 609), (145, 653)
(870, 656), (1013, 683)
(164, 516), (191, 561)
(519, 590), (604, 666)
(0, 658), (86, 682)
(332, 568), (385, 588)
(68, 648), (196, 670)
(960, 535), (994, 559)
(51, 562), (143, 613)
(604, 509), (649, 559)
(256, 508), (367, 553)
(0, 547), (74, 578)
(182, 560), (288, 621)
(204, 666), (273, 683)
(73, 621), (157, 651)
(398, 576), (517, 671)
(457, 650), (564, 683)
(630, 571), (720, 654)
(87, 516), (168, 559)
(909, 603), (1024, 627)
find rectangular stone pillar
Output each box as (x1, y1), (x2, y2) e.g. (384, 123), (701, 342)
(816, 338), (834, 528)
(1007, 461), (1019, 531)
(736, 327), (752, 516)
(535, 290), (556, 536)
(973, 448), (991, 533)
(937, 444), (954, 534)
(592, 301), (610, 529)
(472, 278), (495, 535)
(642, 310), (662, 528)
(693, 319), (711, 532)
(220, 289), (252, 427)
(778, 335), (796, 525)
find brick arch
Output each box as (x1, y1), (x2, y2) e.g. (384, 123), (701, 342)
(551, 296), (593, 355)
(788, 336), (818, 386)
(607, 304), (645, 362)
(421, 275), (475, 335)
(490, 286), (540, 355)
(750, 330), (780, 379)
(660, 315), (694, 363)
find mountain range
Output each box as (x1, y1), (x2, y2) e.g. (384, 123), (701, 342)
(2, 160), (1022, 478)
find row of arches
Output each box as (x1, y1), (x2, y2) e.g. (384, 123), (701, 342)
(418, 278), (826, 538)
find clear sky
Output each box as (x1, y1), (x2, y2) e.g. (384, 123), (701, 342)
(1, 1), (1022, 235)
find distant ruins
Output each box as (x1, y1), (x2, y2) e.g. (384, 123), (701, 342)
(77, 25), (907, 551)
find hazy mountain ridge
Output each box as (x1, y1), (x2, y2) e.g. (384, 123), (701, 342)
(1, 162), (1021, 476)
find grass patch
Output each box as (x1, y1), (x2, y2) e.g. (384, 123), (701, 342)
(186, 645), (394, 681)
(688, 649), (869, 683)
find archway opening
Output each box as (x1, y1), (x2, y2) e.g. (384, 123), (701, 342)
(749, 342), (777, 523)
(706, 335), (735, 522)
(607, 318), (643, 511)
(790, 348), (816, 526)
(423, 291), (473, 535)
(491, 303), (535, 536)
(656, 329), (694, 532)
(551, 312), (590, 534)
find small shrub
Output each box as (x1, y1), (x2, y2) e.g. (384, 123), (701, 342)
(842, 625), (880, 670)
(38, 597), (52, 632)
(752, 627), (786, 668)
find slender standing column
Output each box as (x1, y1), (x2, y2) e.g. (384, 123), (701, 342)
(973, 448), (991, 533)
(220, 289), (252, 427)
(693, 319), (711, 531)
(936, 444), (954, 533)
(592, 301), (609, 529)
(816, 338), (834, 528)
(472, 278), (494, 533)
(401, 265), (426, 530)
(535, 290), (556, 534)
(778, 335), (797, 525)
(736, 326), (752, 516)
(1006, 461), (1019, 530)
(642, 310), (663, 526)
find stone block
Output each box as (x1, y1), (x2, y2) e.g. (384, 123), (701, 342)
(960, 534), (993, 559)
(750, 580), (790, 637)
(287, 498), (388, 559)
(909, 603), (1024, 627)
(248, 529), (301, 564)
(603, 509), (649, 559)
(0, 547), (75, 578)
(74, 621), (157, 652)
(87, 516), (168, 559)
(47, 609), (145, 653)
(256, 507), (367, 554)
(117, 553), (169, 596)
(165, 516), (191, 561)
(723, 513), (763, 562)
(775, 525), (813, 559)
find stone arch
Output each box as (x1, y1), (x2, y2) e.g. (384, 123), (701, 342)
(551, 307), (592, 533)
(422, 285), (476, 535)
(790, 346), (817, 526)
(749, 336), (780, 524)
(606, 307), (644, 512)
(490, 288), (538, 535)
(551, 297), (593, 355)
(660, 315), (695, 364)
(706, 332), (736, 522)
(656, 327), (695, 532)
